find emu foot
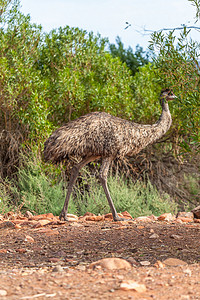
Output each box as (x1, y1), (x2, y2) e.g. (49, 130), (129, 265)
(59, 210), (68, 221)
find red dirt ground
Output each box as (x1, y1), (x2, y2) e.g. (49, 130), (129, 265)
(0, 214), (200, 299)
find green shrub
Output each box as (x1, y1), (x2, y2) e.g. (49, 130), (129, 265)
(1, 153), (178, 218)
(183, 173), (200, 196)
(0, 182), (15, 214)
(7, 155), (77, 216)
(74, 175), (178, 217)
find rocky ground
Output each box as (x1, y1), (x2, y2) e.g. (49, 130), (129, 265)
(0, 209), (200, 299)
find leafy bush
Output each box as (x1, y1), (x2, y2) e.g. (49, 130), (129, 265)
(149, 26), (200, 153)
(0, 182), (15, 214)
(74, 175), (178, 217)
(7, 154), (77, 215)
(0, 152), (177, 217)
(39, 27), (135, 127)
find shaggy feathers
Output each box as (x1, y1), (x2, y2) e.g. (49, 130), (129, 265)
(44, 105), (171, 162)
(43, 89), (175, 221)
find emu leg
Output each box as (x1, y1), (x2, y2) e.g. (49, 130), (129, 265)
(99, 157), (127, 222)
(60, 155), (100, 221)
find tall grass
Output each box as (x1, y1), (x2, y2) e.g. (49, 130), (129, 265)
(74, 175), (178, 217)
(0, 154), (177, 217)
(3, 154), (77, 216)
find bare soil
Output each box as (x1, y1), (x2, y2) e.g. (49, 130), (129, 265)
(0, 219), (200, 299)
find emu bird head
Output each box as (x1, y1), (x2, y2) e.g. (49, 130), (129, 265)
(160, 89), (177, 104)
(160, 89), (177, 107)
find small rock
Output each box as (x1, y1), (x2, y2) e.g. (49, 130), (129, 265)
(24, 211), (33, 218)
(0, 290), (7, 296)
(183, 268), (192, 276)
(191, 205), (200, 219)
(148, 215), (158, 221)
(76, 265), (86, 271)
(70, 222), (83, 227)
(0, 221), (15, 229)
(154, 260), (165, 269)
(157, 213), (175, 222)
(67, 213), (78, 219)
(83, 212), (96, 217)
(67, 214), (79, 221)
(120, 280), (146, 293)
(149, 233), (159, 239)
(52, 265), (64, 272)
(139, 261), (151, 266)
(0, 249), (7, 253)
(121, 211), (133, 219)
(38, 219), (52, 226)
(89, 258), (132, 270)
(126, 257), (139, 266)
(176, 211), (194, 219)
(180, 296), (190, 300)
(176, 217), (193, 223)
(24, 235), (35, 243)
(170, 234), (183, 240)
(14, 224), (22, 229)
(134, 216), (152, 222)
(31, 213), (54, 221)
(104, 213), (113, 220)
(175, 218), (183, 224)
(67, 217), (79, 222)
(85, 215), (104, 222)
(16, 248), (27, 253)
(162, 258), (187, 266)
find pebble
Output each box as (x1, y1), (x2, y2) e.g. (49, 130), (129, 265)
(183, 268), (192, 277)
(52, 265), (64, 272)
(149, 233), (159, 239)
(139, 261), (151, 266)
(134, 216), (152, 222)
(0, 221), (15, 229)
(120, 280), (146, 292)
(89, 258), (132, 270)
(162, 258), (187, 266)
(24, 235), (35, 243)
(170, 234), (183, 240)
(176, 217), (193, 223)
(157, 213), (175, 222)
(176, 211), (194, 219)
(76, 265), (86, 271)
(154, 260), (165, 269)
(0, 290), (7, 296)
(126, 257), (139, 266)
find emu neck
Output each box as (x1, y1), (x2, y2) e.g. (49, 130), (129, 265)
(161, 98), (170, 114)
(158, 98), (171, 122)
(154, 98), (172, 138)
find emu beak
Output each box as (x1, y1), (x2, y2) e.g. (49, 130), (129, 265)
(169, 95), (177, 100)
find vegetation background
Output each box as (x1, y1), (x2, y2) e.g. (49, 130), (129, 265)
(0, 0), (199, 217)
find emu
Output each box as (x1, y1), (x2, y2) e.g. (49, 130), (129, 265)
(43, 89), (176, 221)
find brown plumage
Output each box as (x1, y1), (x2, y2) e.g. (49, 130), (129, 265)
(43, 89), (176, 221)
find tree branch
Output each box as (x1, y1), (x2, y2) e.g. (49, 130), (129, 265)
(136, 25), (200, 36)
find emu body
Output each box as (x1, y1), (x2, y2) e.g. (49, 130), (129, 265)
(43, 89), (176, 221)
